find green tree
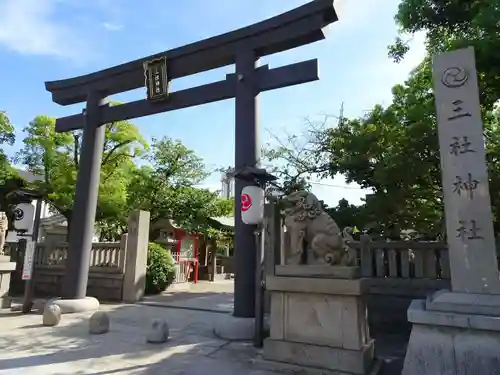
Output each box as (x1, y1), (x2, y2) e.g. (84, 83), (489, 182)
(324, 60), (448, 237)
(390, 0), (500, 109)
(0, 110), (15, 182)
(127, 136), (233, 236)
(261, 62), (447, 237)
(326, 199), (369, 234)
(16, 114), (148, 237)
(0, 110), (30, 233)
(321, 65), (500, 237)
(262, 116), (338, 196)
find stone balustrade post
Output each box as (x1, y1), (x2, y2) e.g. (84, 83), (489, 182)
(122, 211), (150, 303)
(119, 234), (128, 272)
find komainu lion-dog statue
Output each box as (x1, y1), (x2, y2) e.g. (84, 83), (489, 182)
(282, 191), (356, 266)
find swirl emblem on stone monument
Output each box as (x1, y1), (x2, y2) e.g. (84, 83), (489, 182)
(441, 66), (469, 88)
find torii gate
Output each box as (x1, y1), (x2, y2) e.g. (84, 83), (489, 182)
(44, 0), (338, 318)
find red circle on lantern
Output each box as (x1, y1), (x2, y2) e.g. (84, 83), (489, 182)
(241, 193), (253, 212)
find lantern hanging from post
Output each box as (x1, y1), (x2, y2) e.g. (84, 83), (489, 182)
(13, 203), (36, 232)
(241, 186), (264, 224)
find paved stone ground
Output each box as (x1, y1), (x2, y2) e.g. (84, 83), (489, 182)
(138, 280), (234, 313)
(1, 281), (408, 374)
(0, 303), (276, 375)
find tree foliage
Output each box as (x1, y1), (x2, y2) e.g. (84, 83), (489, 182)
(13, 112), (233, 241)
(324, 60), (449, 237)
(390, 0), (500, 109)
(0, 110), (15, 182)
(127, 137), (233, 237)
(145, 242), (176, 294)
(16, 114), (148, 230)
(262, 116), (338, 196)
(325, 199), (368, 235)
(0, 110), (29, 232)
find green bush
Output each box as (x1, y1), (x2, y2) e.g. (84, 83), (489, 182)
(145, 242), (176, 295)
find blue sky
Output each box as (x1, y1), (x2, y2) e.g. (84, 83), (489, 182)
(0, 0), (426, 207)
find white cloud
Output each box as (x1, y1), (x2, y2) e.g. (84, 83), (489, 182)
(0, 0), (85, 59)
(379, 32), (427, 81)
(103, 22), (124, 31)
(195, 183), (221, 193)
(355, 31), (428, 111)
(311, 176), (371, 207)
(332, 0), (384, 31)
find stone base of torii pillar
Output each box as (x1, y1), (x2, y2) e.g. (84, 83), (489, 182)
(44, 297), (100, 314)
(402, 290), (500, 374)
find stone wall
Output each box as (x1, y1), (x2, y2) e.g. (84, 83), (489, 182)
(219, 256), (235, 274)
(33, 266), (124, 301)
(30, 237), (127, 301)
(7, 210), (150, 304)
(365, 278), (450, 333)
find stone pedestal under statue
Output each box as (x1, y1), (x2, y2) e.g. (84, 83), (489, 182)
(261, 265), (381, 375)
(0, 255), (16, 309)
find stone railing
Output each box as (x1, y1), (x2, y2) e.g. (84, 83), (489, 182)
(7, 211), (151, 303)
(346, 236), (451, 332)
(348, 237), (450, 280)
(34, 235), (127, 273)
(29, 235), (128, 301)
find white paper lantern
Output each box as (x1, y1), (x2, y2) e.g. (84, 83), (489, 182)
(13, 203), (35, 232)
(241, 186), (264, 225)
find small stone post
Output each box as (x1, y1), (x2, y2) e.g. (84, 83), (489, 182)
(122, 210), (150, 303)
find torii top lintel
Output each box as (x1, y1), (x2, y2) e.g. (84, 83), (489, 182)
(45, 0), (337, 106)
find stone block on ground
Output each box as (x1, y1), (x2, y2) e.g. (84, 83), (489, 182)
(146, 318), (169, 343)
(89, 311), (110, 334)
(42, 304), (62, 326)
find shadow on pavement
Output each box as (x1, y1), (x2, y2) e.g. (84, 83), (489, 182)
(0, 303), (236, 374)
(139, 290), (234, 314)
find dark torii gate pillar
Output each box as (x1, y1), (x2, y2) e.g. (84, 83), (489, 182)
(233, 50), (260, 317)
(63, 93), (108, 298)
(44, 0), (338, 316)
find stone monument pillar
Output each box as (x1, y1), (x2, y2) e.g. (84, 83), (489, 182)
(261, 191), (381, 374)
(402, 47), (500, 374)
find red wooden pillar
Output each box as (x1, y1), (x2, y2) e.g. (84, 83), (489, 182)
(193, 234), (200, 284)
